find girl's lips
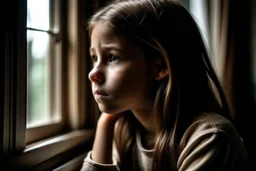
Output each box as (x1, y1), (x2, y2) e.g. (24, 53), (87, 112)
(94, 91), (109, 102)
(94, 90), (108, 96)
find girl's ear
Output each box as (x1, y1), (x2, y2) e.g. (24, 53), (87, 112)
(155, 69), (168, 80)
(153, 58), (169, 80)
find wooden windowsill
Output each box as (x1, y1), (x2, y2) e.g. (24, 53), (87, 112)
(6, 129), (95, 170)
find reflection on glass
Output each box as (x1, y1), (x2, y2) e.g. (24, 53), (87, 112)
(27, 30), (50, 126)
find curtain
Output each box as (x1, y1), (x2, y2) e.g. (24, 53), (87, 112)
(202, 0), (255, 163)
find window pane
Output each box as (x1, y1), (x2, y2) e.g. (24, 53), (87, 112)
(27, 0), (50, 30)
(27, 30), (51, 127)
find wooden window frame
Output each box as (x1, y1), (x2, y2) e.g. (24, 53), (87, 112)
(26, 0), (67, 144)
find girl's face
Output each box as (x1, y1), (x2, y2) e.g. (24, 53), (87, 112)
(88, 22), (155, 114)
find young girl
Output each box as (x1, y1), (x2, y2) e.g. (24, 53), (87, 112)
(81, 0), (251, 170)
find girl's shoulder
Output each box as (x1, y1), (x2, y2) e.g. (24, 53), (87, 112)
(180, 112), (241, 146)
(177, 113), (252, 170)
(192, 112), (236, 134)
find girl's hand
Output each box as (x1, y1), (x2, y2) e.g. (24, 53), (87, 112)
(91, 112), (124, 164)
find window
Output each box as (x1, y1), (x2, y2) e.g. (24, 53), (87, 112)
(26, 0), (65, 144)
(3, 0), (95, 169)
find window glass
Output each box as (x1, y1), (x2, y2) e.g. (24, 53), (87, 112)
(27, 0), (50, 30)
(27, 30), (50, 126)
(189, 0), (209, 48)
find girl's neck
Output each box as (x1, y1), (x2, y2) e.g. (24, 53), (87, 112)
(132, 106), (157, 149)
(139, 126), (156, 149)
(132, 107), (156, 135)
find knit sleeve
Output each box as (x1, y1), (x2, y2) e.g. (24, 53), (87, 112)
(80, 151), (120, 171)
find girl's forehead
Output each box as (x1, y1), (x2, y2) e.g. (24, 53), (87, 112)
(90, 21), (146, 59)
(90, 22), (131, 49)
(91, 22), (115, 38)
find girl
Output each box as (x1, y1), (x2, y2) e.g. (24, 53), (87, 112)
(81, 0), (251, 170)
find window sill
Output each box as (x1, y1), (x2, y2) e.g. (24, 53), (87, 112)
(53, 152), (89, 171)
(6, 129), (95, 170)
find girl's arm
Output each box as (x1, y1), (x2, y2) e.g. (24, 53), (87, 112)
(91, 113), (120, 164)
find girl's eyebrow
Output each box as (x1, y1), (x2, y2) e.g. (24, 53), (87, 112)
(89, 47), (95, 55)
(90, 44), (125, 54)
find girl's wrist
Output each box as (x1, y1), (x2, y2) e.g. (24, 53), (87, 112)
(97, 113), (118, 129)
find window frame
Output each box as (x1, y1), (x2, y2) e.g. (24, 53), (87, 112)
(3, 0), (27, 154)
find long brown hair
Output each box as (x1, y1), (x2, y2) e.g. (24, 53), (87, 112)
(87, 0), (232, 170)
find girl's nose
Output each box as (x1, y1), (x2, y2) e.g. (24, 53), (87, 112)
(88, 66), (105, 84)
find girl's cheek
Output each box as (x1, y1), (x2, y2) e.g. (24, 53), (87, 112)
(106, 64), (137, 90)
(106, 75), (122, 91)
(105, 74), (128, 95)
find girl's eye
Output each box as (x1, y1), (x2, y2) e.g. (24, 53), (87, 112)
(108, 54), (120, 63)
(91, 55), (98, 62)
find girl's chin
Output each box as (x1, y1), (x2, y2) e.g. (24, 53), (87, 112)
(98, 104), (127, 115)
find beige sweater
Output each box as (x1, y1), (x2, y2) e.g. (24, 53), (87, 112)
(80, 113), (252, 171)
